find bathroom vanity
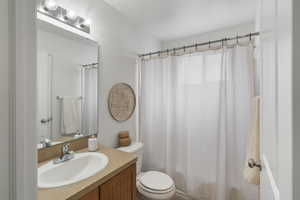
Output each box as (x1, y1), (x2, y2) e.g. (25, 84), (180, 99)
(38, 145), (137, 200)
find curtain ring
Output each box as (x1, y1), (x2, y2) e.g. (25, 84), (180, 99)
(195, 44), (198, 51)
(208, 40), (211, 48)
(183, 46), (186, 52)
(173, 48), (176, 56)
(249, 33), (252, 41)
(236, 34), (239, 45)
(167, 49), (169, 56)
(223, 38), (228, 48)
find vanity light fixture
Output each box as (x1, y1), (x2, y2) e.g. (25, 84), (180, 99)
(37, 0), (91, 34)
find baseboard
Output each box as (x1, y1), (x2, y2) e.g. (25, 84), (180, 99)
(136, 188), (208, 200)
(174, 189), (209, 200)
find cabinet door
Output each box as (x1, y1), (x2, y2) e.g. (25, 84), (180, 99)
(80, 187), (100, 200)
(100, 164), (136, 200)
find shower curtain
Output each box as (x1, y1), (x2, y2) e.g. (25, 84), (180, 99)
(139, 45), (259, 200)
(81, 67), (98, 135)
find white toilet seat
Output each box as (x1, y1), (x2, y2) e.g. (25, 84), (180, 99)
(137, 171), (176, 199)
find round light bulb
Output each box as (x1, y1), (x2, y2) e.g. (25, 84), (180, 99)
(66, 10), (77, 20)
(44, 0), (58, 11)
(84, 19), (91, 26)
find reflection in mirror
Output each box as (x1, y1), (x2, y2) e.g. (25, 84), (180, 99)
(37, 20), (99, 149)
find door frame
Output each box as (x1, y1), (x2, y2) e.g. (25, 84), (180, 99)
(9, 0), (37, 199)
(258, 0), (293, 199)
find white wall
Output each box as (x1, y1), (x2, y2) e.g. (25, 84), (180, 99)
(14, 0), (37, 199)
(162, 22), (255, 49)
(0, 0), (10, 198)
(46, 0), (161, 147)
(85, 2), (160, 147)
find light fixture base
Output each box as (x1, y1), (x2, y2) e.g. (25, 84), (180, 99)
(38, 0), (91, 34)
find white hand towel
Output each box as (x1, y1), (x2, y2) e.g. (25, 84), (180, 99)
(243, 96), (260, 185)
(61, 97), (80, 134)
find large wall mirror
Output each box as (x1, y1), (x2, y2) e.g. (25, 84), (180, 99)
(37, 19), (99, 149)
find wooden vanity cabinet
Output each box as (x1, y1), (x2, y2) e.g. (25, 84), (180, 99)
(80, 164), (136, 200)
(80, 188), (100, 200)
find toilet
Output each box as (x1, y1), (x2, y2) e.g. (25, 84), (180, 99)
(118, 143), (176, 200)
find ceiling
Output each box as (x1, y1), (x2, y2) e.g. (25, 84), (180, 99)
(104, 0), (257, 40)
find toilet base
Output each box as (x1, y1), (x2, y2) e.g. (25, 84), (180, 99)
(137, 192), (174, 200)
(137, 190), (175, 200)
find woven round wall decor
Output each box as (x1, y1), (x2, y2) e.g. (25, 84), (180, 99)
(108, 83), (136, 122)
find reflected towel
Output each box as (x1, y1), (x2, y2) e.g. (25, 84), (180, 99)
(61, 97), (80, 134)
(243, 96), (260, 185)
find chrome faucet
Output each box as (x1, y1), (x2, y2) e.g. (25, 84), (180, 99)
(39, 137), (52, 148)
(53, 143), (74, 164)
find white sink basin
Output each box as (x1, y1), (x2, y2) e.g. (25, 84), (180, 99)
(38, 152), (108, 188)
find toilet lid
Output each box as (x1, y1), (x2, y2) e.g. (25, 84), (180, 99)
(138, 171), (174, 192)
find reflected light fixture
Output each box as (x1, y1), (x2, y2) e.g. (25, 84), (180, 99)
(65, 10), (77, 21)
(37, 0), (91, 34)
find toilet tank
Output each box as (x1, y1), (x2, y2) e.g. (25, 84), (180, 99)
(117, 142), (144, 175)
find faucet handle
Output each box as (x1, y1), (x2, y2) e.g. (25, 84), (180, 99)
(40, 137), (52, 148)
(62, 143), (70, 154)
(53, 143), (75, 164)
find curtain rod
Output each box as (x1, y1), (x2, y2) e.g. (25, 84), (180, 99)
(138, 32), (260, 58)
(82, 62), (99, 67)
